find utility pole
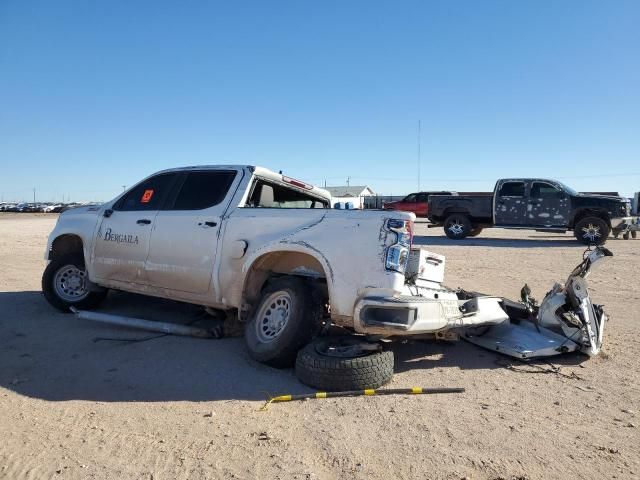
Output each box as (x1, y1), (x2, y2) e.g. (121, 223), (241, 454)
(417, 120), (421, 191)
(33, 188), (36, 204)
(122, 185), (127, 192)
(346, 176), (350, 187)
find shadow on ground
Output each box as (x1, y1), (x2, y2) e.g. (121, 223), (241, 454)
(0, 290), (587, 402)
(413, 234), (584, 248)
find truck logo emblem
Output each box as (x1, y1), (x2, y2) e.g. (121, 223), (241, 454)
(102, 228), (139, 245)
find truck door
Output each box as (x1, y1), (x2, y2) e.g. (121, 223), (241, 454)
(528, 181), (571, 227)
(494, 181), (527, 226)
(144, 170), (239, 294)
(415, 193), (429, 217)
(92, 172), (179, 284)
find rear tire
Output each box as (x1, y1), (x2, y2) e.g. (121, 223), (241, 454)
(245, 277), (324, 368)
(295, 336), (394, 391)
(573, 217), (610, 245)
(444, 214), (472, 240)
(632, 231), (637, 239)
(42, 254), (107, 312)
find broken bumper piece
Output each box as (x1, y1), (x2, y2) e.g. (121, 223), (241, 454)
(354, 246), (610, 360)
(353, 288), (508, 336)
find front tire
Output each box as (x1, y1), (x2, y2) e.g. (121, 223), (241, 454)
(574, 217), (610, 245)
(245, 277), (323, 368)
(42, 254), (107, 312)
(444, 214), (471, 240)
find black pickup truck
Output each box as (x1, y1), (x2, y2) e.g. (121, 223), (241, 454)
(428, 178), (632, 244)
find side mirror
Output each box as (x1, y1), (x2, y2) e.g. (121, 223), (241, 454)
(104, 209), (113, 218)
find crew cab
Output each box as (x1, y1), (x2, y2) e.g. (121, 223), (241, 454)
(383, 191), (457, 218)
(428, 178), (632, 244)
(42, 167), (607, 367)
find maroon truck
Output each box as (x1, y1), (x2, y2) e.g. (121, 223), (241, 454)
(383, 191), (457, 218)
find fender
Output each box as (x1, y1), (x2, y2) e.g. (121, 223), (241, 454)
(237, 240), (335, 315)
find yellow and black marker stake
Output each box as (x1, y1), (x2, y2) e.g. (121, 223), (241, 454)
(260, 387), (464, 411)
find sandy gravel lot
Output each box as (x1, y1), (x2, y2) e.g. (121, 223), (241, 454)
(1, 213), (638, 480)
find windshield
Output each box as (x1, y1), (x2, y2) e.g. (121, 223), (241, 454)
(555, 181), (578, 196)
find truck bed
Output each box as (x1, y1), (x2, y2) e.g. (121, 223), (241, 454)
(428, 194), (494, 224)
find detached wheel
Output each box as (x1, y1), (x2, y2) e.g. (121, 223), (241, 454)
(444, 214), (471, 240)
(468, 227), (483, 237)
(632, 231), (637, 239)
(245, 277), (323, 368)
(295, 336), (394, 391)
(623, 231), (630, 240)
(574, 217), (610, 245)
(42, 254), (107, 312)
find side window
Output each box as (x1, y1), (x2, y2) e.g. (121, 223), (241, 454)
(247, 181), (328, 209)
(531, 182), (561, 198)
(416, 193), (429, 202)
(116, 173), (178, 211)
(498, 182), (525, 197)
(404, 194), (417, 202)
(168, 171), (237, 210)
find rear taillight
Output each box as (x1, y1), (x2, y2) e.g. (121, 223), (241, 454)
(385, 219), (413, 274)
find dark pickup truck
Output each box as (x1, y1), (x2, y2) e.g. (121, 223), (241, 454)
(428, 178), (632, 244)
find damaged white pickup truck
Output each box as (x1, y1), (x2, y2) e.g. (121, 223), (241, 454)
(43, 165), (610, 367)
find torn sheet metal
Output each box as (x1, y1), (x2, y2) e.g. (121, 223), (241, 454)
(462, 246), (612, 359)
(464, 321), (580, 358)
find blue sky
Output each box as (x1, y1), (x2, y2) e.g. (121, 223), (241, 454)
(1, 1), (639, 202)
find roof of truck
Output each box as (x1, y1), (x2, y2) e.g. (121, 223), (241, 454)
(151, 165), (332, 200)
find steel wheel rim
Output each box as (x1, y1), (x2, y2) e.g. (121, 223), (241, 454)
(581, 223), (601, 242)
(255, 291), (292, 343)
(53, 264), (89, 302)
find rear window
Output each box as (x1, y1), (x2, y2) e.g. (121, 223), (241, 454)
(168, 171), (237, 210)
(247, 180), (328, 209)
(498, 182), (525, 197)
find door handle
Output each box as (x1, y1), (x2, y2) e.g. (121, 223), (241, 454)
(198, 221), (218, 227)
(136, 219), (152, 225)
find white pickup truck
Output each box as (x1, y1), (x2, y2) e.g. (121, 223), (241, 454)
(43, 165), (608, 367)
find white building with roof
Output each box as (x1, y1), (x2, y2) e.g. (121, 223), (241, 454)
(324, 185), (376, 209)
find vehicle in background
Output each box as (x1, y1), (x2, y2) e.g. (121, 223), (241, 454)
(428, 178), (632, 245)
(383, 191), (457, 218)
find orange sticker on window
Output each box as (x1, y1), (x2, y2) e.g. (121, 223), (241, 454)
(141, 189), (154, 203)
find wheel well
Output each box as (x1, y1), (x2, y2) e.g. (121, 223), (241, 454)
(240, 251), (329, 321)
(572, 209), (611, 228)
(49, 234), (84, 261)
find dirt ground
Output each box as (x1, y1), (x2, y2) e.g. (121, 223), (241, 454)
(1, 213), (638, 480)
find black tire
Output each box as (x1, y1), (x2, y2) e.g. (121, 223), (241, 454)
(443, 214), (471, 240)
(42, 254), (107, 312)
(623, 231), (630, 240)
(295, 336), (394, 391)
(573, 216), (610, 245)
(632, 230), (637, 239)
(245, 276), (323, 368)
(468, 227), (483, 237)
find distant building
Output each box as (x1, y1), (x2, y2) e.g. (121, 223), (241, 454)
(324, 185), (376, 209)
